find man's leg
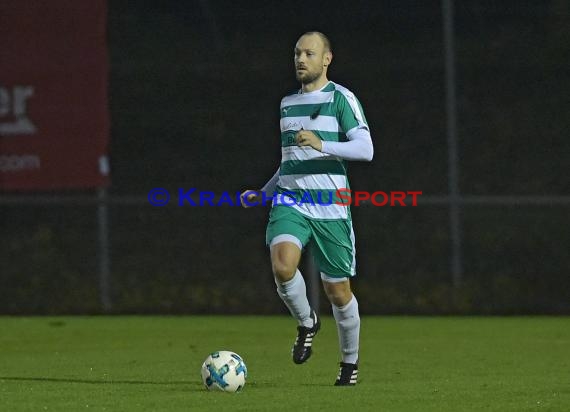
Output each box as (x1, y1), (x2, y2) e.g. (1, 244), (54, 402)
(270, 237), (320, 364)
(266, 206), (320, 363)
(310, 218), (359, 385)
(270, 237), (311, 327)
(322, 277), (360, 386)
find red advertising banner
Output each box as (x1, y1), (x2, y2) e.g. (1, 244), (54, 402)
(0, 0), (110, 191)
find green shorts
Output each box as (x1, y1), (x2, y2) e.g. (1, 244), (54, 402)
(265, 205), (356, 278)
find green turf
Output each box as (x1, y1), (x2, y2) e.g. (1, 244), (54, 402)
(1, 316), (569, 411)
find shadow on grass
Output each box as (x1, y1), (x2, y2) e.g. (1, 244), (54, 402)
(0, 376), (194, 386)
(1, 377), (351, 390)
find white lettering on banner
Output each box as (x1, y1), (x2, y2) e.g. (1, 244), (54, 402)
(99, 155), (110, 176)
(0, 154), (41, 172)
(0, 86), (37, 135)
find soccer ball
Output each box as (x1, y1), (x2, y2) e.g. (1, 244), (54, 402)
(201, 350), (247, 392)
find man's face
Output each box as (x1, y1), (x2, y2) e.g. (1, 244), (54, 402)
(294, 34), (331, 85)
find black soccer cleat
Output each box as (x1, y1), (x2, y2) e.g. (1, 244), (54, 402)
(334, 361), (358, 386)
(292, 310), (321, 364)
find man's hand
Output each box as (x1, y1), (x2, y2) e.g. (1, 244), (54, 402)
(240, 189), (261, 208)
(295, 130), (322, 151)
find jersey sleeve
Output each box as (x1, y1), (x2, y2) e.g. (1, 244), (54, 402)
(321, 128), (373, 161)
(335, 90), (369, 134)
(321, 89), (373, 161)
(261, 167), (280, 194)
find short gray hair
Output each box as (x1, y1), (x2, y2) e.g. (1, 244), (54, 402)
(301, 31), (332, 53)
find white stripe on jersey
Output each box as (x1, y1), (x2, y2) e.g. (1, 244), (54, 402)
(281, 90), (335, 106)
(278, 174), (347, 191)
(281, 145), (338, 162)
(280, 115), (340, 133)
(273, 198), (349, 220)
(293, 202), (348, 220)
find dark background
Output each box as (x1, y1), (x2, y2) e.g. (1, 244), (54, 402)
(1, 0), (569, 314)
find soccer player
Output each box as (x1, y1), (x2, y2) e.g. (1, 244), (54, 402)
(241, 31), (373, 386)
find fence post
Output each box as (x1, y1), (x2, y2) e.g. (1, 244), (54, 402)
(97, 187), (112, 311)
(306, 247), (320, 314)
(442, 0), (464, 288)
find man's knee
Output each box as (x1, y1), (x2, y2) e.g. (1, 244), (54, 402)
(270, 241), (301, 283)
(323, 280), (353, 307)
(272, 259), (297, 282)
(328, 291), (353, 307)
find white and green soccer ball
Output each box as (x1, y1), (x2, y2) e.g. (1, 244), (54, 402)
(201, 350), (247, 392)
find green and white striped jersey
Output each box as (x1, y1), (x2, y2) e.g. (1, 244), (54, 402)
(276, 81), (369, 220)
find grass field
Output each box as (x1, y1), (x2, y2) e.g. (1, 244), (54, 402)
(1, 316), (569, 411)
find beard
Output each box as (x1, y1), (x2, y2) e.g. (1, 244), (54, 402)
(296, 67), (322, 85)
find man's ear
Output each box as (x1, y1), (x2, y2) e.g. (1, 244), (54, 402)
(324, 51), (333, 67)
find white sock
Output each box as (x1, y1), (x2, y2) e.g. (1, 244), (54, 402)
(275, 269), (313, 328)
(332, 295), (360, 364)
